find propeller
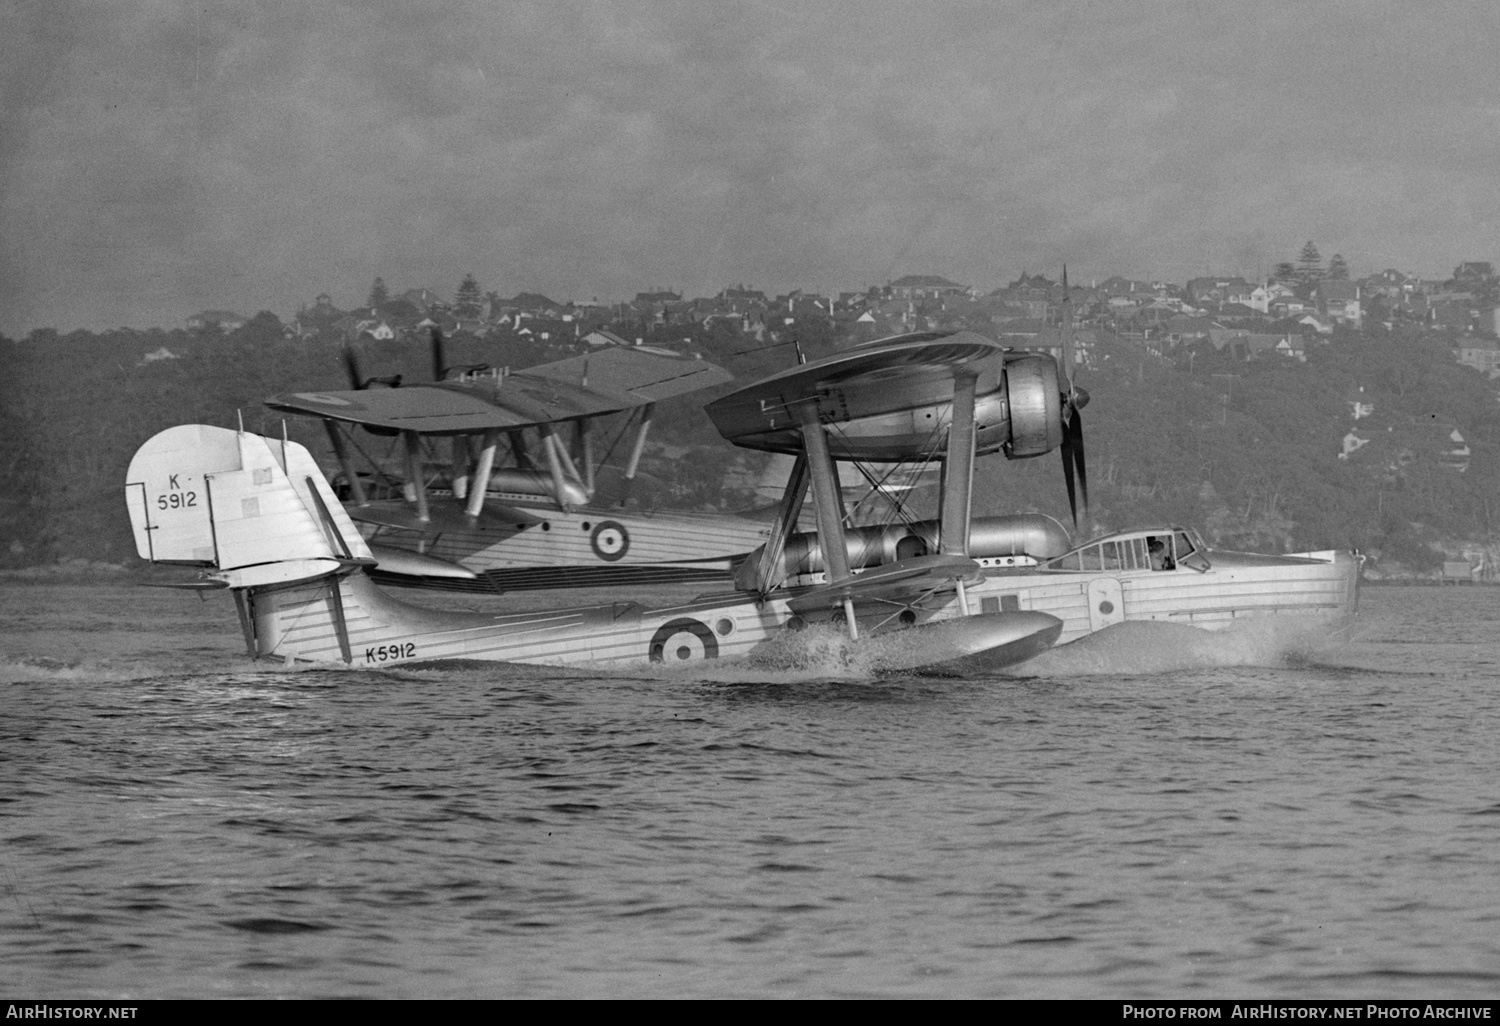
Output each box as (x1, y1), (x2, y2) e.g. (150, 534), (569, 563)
(430, 326), (448, 382)
(340, 337), (400, 390)
(341, 342), (363, 389)
(1060, 396), (1088, 529)
(1058, 265), (1089, 529)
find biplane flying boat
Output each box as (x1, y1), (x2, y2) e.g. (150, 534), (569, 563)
(261, 330), (772, 592)
(124, 330), (1089, 672)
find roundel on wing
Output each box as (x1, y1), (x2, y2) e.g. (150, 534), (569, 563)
(648, 618), (719, 663)
(590, 520), (630, 561)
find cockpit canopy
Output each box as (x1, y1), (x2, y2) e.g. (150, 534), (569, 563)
(1041, 528), (1208, 573)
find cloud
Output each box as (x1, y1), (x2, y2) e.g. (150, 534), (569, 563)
(3, 0), (1498, 333)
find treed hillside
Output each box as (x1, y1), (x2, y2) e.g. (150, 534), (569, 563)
(3, 320), (1498, 574)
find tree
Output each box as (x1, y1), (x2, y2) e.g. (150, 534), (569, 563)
(1272, 262), (1297, 285)
(1326, 254), (1349, 280)
(367, 277), (388, 310)
(1449, 261), (1498, 304)
(1297, 241), (1323, 283)
(454, 274), (482, 318)
(231, 311), (285, 347)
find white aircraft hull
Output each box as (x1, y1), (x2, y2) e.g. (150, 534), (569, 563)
(970, 548), (1360, 646)
(779, 529), (1360, 648)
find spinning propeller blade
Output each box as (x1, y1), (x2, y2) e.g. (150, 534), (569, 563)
(1061, 426), (1078, 527)
(340, 341), (400, 390)
(431, 326), (448, 382)
(341, 342), (364, 390)
(1058, 405), (1089, 529)
(1057, 266), (1089, 529)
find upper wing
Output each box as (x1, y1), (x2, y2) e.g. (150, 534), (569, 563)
(265, 348), (732, 435)
(264, 385), (537, 435)
(705, 330), (1004, 451)
(524, 345), (732, 401)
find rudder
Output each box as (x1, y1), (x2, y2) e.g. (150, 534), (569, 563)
(125, 424), (370, 587)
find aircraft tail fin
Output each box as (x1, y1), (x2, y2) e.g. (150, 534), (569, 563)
(125, 424), (373, 589)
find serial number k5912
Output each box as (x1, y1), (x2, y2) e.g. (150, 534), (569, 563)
(365, 643), (416, 663)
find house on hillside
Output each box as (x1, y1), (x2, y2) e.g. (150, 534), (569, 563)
(1430, 295), (1484, 332)
(400, 287), (444, 312)
(1186, 276), (1253, 305)
(1441, 429), (1471, 473)
(1456, 338), (1500, 377)
(186, 310), (246, 332)
(887, 275), (970, 302)
(294, 294), (345, 337)
(1316, 280), (1362, 327)
(717, 285), (768, 312)
(583, 329), (632, 347)
(1248, 282), (1294, 314)
(1243, 332), (1306, 361)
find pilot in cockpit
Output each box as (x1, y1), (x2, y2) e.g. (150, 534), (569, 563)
(1148, 537), (1175, 571)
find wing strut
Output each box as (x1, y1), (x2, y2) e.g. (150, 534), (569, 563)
(323, 420), (366, 505)
(450, 437), (471, 500)
(579, 419), (596, 496)
(401, 430), (430, 522)
(539, 425), (575, 511)
(741, 451), (810, 597)
(619, 403), (655, 507)
(465, 429), (501, 520)
(938, 370), (980, 615)
(797, 401), (859, 638)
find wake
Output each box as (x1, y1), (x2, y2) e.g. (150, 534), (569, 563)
(1005, 614), (1359, 677)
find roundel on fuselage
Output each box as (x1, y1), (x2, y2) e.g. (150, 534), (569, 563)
(648, 618), (719, 662)
(590, 520), (630, 561)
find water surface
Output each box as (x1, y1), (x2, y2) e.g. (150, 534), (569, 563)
(2, 582), (1497, 998)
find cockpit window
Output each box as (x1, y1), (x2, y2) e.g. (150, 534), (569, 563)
(1146, 535), (1175, 570)
(1042, 531), (1203, 572)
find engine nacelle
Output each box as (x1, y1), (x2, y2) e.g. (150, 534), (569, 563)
(735, 513), (1072, 590)
(1003, 354), (1063, 458)
(487, 468), (591, 506)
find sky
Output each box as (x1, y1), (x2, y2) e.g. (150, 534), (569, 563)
(3, 0), (1499, 335)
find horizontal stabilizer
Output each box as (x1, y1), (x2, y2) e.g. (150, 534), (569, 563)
(368, 544), (479, 580)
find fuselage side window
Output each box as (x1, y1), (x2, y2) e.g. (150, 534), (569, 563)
(1101, 541), (1121, 570)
